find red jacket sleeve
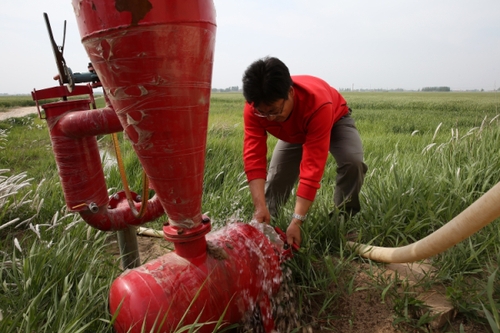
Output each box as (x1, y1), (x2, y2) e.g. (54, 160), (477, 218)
(243, 102), (268, 182)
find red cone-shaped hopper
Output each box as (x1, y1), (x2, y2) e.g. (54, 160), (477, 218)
(72, 0), (216, 228)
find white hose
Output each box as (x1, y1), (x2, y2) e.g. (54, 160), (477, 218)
(136, 227), (164, 238)
(347, 181), (500, 263)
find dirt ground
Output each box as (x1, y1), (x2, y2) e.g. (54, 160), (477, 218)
(0, 106), (38, 121)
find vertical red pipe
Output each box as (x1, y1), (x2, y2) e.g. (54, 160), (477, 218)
(72, 0), (217, 229)
(43, 99), (109, 211)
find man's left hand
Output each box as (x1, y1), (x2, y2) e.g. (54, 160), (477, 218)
(286, 220), (302, 246)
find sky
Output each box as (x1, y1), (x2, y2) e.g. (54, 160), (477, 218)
(1, 0), (499, 94)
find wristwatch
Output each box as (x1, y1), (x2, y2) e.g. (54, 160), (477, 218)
(292, 213), (307, 222)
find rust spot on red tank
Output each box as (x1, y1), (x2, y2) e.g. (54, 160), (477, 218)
(115, 0), (152, 25)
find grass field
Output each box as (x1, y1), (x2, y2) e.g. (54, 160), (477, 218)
(0, 91), (499, 332)
(0, 96), (36, 110)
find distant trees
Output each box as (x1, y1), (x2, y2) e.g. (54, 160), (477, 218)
(421, 86), (450, 92)
(212, 86), (240, 93)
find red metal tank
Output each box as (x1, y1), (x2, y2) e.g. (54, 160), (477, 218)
(72, 0), (217, 229)
(109, 222), (282, 332)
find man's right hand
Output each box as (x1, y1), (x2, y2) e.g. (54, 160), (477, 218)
(252, 206), (271, 224)
(248, 178), (271, 223)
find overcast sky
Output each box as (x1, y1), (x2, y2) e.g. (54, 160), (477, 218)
(1, 0), (499, 94)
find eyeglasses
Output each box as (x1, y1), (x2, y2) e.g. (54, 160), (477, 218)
(253, 99), (286, 118)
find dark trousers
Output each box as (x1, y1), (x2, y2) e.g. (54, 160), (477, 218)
(265, 112), (368, 217)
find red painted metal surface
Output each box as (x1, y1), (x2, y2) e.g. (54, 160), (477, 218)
(73, 0), (217, 229)
(31, 84), (95, 118)
(109, 222), (282, 333)
(40, 97), (109, 212)
(163, 217), (212, 266)
(32, 87), (165, 230)
(58, 1), (287, 331)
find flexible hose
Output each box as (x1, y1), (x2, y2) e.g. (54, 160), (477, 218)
(111, 133), (149, 218)
(347, 181), (500, 263)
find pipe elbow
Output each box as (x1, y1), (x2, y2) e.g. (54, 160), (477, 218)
(57, 106), (122, 138)
(80, 195), (165, 231)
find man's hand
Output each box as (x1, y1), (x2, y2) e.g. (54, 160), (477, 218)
(248, 178), (271, 223)
(286, 220), (302, 246)
(252, 206), (271, 224)
(286, 196), (311, 246)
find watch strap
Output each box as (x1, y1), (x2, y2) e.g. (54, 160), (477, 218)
(292, 213), (307, 222)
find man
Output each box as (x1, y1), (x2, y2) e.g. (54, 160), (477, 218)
(242, 57), (368, 246)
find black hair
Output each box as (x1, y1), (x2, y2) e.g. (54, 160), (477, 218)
(242, 57), (292, 107)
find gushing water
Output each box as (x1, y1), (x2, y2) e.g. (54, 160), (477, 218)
(234, 221), (313, 333)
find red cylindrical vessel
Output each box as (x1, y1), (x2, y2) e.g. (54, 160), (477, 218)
(72, 0), (217, 228)
(109, 223), (282, 333)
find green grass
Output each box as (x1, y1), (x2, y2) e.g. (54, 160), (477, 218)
(0, 220), (120, 332)
(0, 116), (56, 177)
(0, 92), (499, 332)
(0, 95), (37, 111)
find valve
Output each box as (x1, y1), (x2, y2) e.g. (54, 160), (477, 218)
(69, 63), (99, 86)
(274, 226), (300, 262)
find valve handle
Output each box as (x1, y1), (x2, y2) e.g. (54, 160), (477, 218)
(43, 12), (74, 93)
(273, 226), (299, 261)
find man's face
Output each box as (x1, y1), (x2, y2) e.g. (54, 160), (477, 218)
(253, 87), (294, 122)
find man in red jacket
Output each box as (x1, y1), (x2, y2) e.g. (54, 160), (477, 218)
(242, 57), (368, 247)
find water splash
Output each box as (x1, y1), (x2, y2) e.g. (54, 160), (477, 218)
(237, 263), (313, 333)
(232, 220), (313, 333)
(249, 220), (284, 251)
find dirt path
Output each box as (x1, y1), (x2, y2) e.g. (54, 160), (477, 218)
(0, 106), (38, 121)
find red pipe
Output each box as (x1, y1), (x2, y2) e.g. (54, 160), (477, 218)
(56, 105), (121, 138)
(163, 219), (211, 266)
(79, 195), (164, 231)
(32, 88), (165, 231)
(42, 99), (110, 213)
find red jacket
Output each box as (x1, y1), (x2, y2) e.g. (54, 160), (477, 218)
(243, 75), (349, 201)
